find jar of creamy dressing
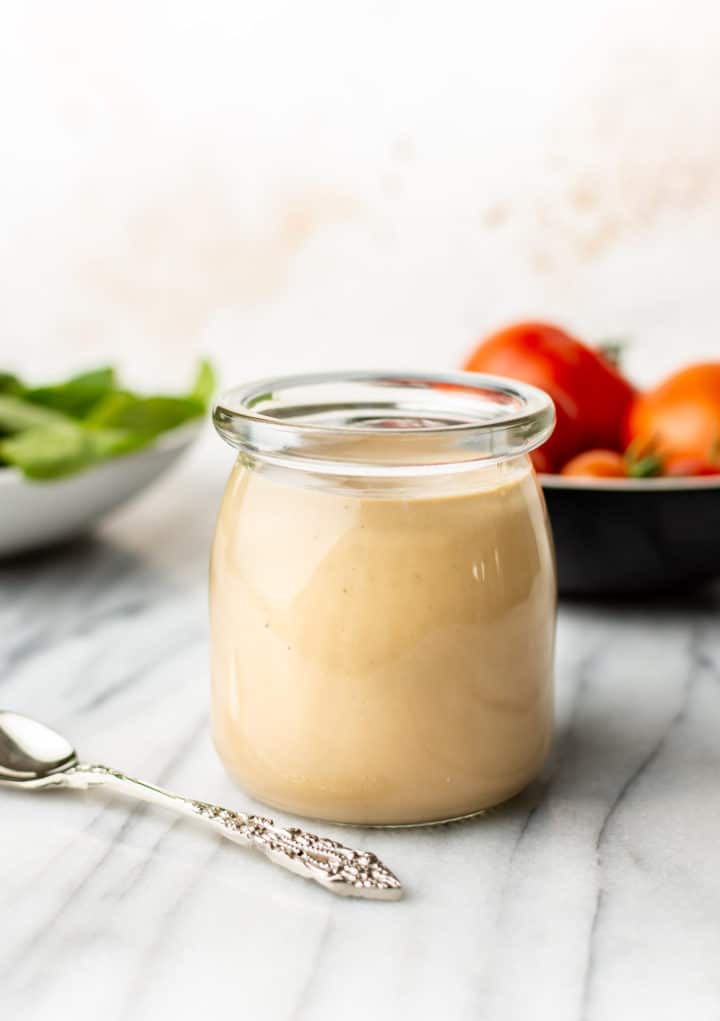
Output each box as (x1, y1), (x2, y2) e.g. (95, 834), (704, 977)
(210, 371), (556, 825)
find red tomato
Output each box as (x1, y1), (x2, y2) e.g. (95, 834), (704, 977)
(560, 449), (627, 478)
(662, 453), (720, 477)
(625, 363), (720, 464)
(530, 447), (554, 473)
(464, 321), (635, 470)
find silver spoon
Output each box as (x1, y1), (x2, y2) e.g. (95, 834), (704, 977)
(0, 710), (402, 901)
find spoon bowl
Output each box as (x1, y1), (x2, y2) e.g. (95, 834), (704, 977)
(0, 711), (78, 784)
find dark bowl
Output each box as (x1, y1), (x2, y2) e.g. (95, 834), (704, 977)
(540, 474), (720, 596)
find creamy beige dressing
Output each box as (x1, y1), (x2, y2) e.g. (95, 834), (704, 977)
(210, 458), (555, 825)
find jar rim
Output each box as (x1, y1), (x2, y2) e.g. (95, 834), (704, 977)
(213, 369), (555, 475)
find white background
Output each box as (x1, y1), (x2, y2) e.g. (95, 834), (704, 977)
(1, 1), (719, 389)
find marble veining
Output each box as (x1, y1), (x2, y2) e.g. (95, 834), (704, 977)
(1, 452), (719, 1021)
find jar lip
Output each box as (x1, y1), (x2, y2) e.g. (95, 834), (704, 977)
(213, 369), (555, 474)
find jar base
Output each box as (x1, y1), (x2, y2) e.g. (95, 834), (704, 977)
(333, 806), (490, 830)
(218, 764), (538, 829)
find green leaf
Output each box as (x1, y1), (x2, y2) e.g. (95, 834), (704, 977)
(87, 393), (205, 433)
(0, 422), (150, 479)
(0, 372), (24, 396)
(0, 395), (72, 436)
(596, 338), (628, 370)
(0, 358), (214, 479)
(24, 367), (117, 418)
(189, 358), (217, 407)
(626, 453), (664, 478)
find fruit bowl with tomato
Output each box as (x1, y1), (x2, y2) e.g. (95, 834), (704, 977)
(464, 323), (720, 596)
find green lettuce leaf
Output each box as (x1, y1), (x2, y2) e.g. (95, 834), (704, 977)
(190, 359), (217, 406)
(0, 372), (24, 396)
(24, 367), (117, 418)
(0, 422), (150, 479)
(0, 359), (216, 480)
(0, 395), (71, 436)
(87, 393), (205, 432)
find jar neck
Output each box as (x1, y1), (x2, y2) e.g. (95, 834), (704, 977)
(237, 450), (534, 499)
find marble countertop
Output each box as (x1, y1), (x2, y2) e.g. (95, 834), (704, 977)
(2, 442), (719, 1021)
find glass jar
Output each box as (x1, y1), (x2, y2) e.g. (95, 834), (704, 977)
(210, 371), (556, 826)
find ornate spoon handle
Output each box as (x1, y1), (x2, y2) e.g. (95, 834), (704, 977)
(60, 763), (402, 900)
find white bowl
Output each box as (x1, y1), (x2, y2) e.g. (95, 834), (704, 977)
(0, 424), (200, 557)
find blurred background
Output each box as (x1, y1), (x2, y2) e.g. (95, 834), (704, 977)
(1, 0), (719, 392)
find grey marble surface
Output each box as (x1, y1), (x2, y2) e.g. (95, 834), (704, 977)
(2, 444), (720, 1021)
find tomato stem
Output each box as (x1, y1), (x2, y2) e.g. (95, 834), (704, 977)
(596, 338), (628, 370)
(624, 439), (664, 478)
